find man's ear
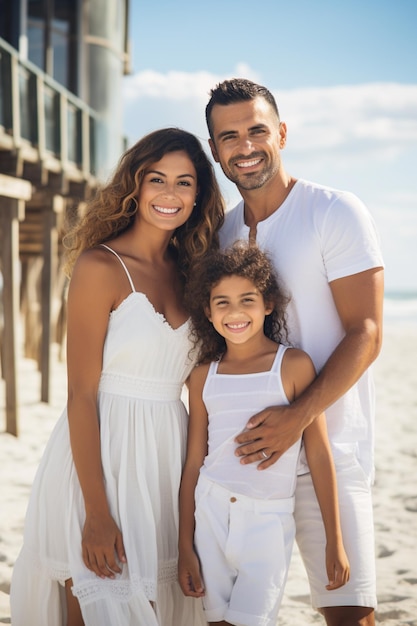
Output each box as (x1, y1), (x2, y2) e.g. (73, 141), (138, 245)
(208, 138), (219, 163)
(278, 122), (287, 149)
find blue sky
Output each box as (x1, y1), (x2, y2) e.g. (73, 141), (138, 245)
(123, 0), (417, 292)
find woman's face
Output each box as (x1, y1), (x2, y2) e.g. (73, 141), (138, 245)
(137, 150), (198, 233)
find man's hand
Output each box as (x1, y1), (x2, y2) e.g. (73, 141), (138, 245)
(235, 404), (305, 469)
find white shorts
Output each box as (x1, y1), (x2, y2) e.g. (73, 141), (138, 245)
(295, 453), (377, 610)
(194, 475), (295, 626)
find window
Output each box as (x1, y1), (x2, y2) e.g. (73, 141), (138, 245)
(27, 0), (77, 93)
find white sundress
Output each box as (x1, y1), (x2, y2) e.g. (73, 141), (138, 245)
(10, 246), (206, 626)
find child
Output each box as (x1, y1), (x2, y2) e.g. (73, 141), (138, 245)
(178, 242), (350, 626)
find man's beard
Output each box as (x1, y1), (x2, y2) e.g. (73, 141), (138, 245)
(224, 153), (279, 191)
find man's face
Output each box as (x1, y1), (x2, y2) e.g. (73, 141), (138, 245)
(208, 97), (286, 191)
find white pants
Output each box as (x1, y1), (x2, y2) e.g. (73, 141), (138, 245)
(295, 453), (377, 609)
(194, 475), (295, 626)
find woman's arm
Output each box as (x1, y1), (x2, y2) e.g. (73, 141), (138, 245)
(66, 249), (126, 579)
(178, 364), (209, 598)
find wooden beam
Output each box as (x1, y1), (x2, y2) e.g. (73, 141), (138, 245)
(0, 173), (32, 200)
(40, 194), (65, 402)
(0, 196), (26, 436)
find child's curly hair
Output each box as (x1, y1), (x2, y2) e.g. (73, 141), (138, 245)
(185, 242), (290, 364)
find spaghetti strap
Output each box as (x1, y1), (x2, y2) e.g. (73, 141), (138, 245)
(271, 344), (288, 373)
(100, 244), (136, 293)
(209, 361), (219, 375)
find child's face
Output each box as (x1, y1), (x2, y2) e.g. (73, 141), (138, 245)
(206, 275), (272, 345)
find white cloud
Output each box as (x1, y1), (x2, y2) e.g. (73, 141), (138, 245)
(123, 64), (261, 104)
(122, 68), (417, 290)
(124, 69), (216, 101)
(123, 70), (417, 156)
(275, 83), (417, 154)
(372, 204), (417, 292)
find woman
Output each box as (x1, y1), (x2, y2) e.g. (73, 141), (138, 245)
(10, 128), (224, 625)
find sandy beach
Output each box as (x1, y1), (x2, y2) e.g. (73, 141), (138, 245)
(1, 321), (416, 625)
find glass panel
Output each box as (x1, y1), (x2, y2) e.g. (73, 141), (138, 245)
(0, 47), (13, 131)
(88, 114), (111, 178)
(28, 0), (46, 70)
(51, 24), (68, 86)
(89, 116), (98, 176)
(44, 85), (58, 154)
(0, 0), (13, 42)
(0, 50), (5, 127)
(19, 68), (31, 141)
(67, 103), (80, 164)
(27, 19), (45, 70)
(52, 0), (76, 92)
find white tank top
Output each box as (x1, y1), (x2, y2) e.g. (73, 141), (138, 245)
(200, 344), (302, 500)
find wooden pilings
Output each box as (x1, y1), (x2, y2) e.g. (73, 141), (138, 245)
(0, 174), (32, 436)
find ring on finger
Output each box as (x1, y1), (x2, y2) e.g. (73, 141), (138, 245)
(261, 450), (269, 459)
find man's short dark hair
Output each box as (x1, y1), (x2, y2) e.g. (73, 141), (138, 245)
(205, 78), (280, 138)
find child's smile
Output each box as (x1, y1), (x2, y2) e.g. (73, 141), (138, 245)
(207, 275), (272, 345)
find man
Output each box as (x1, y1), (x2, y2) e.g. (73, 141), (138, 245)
(205, 78), (384, 626)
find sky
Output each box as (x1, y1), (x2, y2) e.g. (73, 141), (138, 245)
(122, 0), (417, 292)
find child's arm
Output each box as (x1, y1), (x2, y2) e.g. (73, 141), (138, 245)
(178, 363), (209, 598)
(303, 416), (350, 589)
(282, 349), (350, 590)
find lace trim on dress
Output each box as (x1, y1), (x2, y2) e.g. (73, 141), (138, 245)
(109, 292), (190, 335)
(157, 558), (178, 584)
(72, 559), (178, 605)
(99, 371), (183, 401)
(21, 545), (71, 583)
(72, 573), (156, 604)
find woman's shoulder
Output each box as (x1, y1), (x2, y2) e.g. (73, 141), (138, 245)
(69, 245), (127, 304)
(73, 244), (120, 275)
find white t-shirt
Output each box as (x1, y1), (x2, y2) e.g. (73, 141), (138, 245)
(220, 179), (384, 482)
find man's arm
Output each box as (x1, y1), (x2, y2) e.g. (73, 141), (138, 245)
(235, 267), (384, 468)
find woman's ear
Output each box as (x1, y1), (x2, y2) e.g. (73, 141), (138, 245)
(205, 306), (212, 322)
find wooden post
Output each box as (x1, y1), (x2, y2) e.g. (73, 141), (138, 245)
(40, 194), (64, 402)
(0, 174), (31, 435)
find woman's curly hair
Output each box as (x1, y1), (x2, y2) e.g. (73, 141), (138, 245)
(185, 242), (290, 364)
(63, 128), (225, 278)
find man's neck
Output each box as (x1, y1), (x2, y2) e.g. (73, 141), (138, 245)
(242, 172), (296, 230)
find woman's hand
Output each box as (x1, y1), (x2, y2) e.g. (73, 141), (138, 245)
(82, 512), (127, 579)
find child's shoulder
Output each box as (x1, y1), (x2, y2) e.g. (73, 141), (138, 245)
(281, 346), (316, 401)
(189, 361), (212, 387)
(283, 345), (311, 359)
(282, 346), (314, 371)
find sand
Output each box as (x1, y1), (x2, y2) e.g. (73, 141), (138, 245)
(0, 322), (416, 625)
